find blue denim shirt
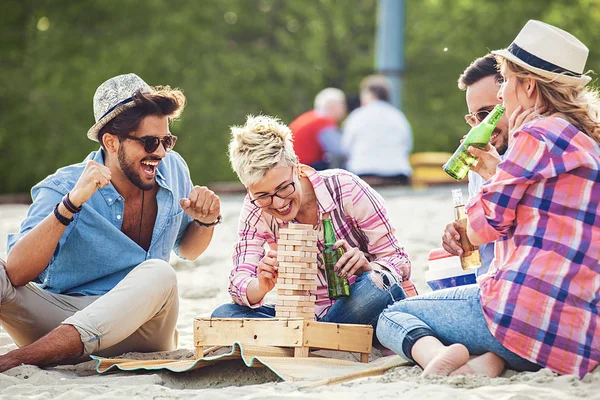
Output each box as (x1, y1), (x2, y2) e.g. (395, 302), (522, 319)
(7, 149), (193, 295)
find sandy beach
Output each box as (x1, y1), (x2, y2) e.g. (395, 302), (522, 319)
(1, 185), (598, 399)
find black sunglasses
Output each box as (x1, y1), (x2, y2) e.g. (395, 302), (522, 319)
(122, 135), (178, 153)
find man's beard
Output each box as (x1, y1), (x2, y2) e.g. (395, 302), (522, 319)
(118, 146), (155, 191)
(494, 129), (509, 156)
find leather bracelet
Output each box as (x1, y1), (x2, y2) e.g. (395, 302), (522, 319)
(62, 193), (82, 214)
(193, 215), (222, 227)
(53, 203), (73, 226)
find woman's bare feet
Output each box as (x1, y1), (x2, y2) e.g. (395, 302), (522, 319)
(449, 351), (505, 377)
(422, 343), (470, 376)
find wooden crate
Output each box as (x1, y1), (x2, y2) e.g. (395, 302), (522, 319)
(194, 318), (373, 363)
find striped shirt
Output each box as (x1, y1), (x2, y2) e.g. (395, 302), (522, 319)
(229, 166), (417, 318)
(466, 117), (600, 378)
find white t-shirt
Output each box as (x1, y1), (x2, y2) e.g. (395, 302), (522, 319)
(342, 100), (413, 177)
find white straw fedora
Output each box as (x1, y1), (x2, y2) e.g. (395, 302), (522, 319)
(492, 20), (592, 87)
(87, 73), (152, 142)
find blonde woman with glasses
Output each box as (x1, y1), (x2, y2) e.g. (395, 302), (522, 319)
(211, 115), (418, 328)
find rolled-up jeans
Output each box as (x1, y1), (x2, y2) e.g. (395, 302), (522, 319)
(211, 270), (407, 329)
(0, 258), (179, 357)
(376, 284), (540, 372)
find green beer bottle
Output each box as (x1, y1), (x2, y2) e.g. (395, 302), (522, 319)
(443, 104), (505, 180)
(322, 216), (350, 300)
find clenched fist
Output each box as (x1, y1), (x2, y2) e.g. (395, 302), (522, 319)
(180, 186), (221, 224)
(69, 161), (112, 207)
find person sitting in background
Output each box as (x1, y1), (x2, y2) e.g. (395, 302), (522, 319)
(211, 115), (418, 328)
(289, 88), (347, 170)
(342, 74), (412, 185)
(377, 20), (600, 379)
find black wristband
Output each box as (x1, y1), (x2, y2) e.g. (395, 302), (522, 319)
(193, 215), (222, 227)
(62, 193), (82, 214)
(53, 203), (73, 226)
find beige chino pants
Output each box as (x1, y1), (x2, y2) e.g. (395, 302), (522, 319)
(0, 258), (178, 357)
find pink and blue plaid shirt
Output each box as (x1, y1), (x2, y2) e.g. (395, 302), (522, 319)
(466, 117), (600, 378)
(229, 166), (417, 318)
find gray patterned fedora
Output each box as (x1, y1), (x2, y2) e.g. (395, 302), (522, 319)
(87, 73), (152, 141)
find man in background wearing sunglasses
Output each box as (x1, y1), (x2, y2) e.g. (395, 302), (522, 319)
(441, 55), (509, 277)
(0, 74), (220, 372)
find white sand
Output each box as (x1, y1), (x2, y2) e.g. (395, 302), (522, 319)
(1, 186), (598, 399)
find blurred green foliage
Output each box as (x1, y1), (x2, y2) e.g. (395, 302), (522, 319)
(1, 0), (599, 193)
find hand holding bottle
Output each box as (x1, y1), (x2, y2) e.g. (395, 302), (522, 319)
(468, 144), (502, 181)
(332, 239), (372, 278)
(442, 221), (464, 256)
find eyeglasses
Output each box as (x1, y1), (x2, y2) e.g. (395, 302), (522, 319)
(464, 108), (493, 127)
(250, 182), (296, 208)
(122, 135), (178, 153)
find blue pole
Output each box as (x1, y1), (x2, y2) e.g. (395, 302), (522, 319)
(375, 0), (405, 110)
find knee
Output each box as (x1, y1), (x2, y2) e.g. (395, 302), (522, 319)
(210, 303), (237, 318)
(136, 259), (178, 295)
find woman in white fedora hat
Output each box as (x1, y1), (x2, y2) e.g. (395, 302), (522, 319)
(376, 20), (600, 379)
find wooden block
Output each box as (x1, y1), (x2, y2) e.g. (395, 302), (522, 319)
(276, 306), (306, 312)
(299, 272), (319, 279)
(278, 239), (306, 246)
(279, 233), (288, 240)
(277, 299), (315, 307)
(305, 241), (316, 247)
(297, 246), (319, 253)
(292, 256), (318, 263)
(275, 311), (291, 317)
(360, 353), (369, 363)
(276, 294), (316, 301)
(290, 278), (317, 286)
(294, 347), (310, 357)
(277, 283), (317, 291)
(277, 272), (301, 279)
(302, 321), (373, 354)
(279, 261), (310, 269)
(287, 223), (314, 231)
(193, 318), (304, 348)
(278, 250), (305, 257)
(277, 289), (312, 296)
(293, 267), (317, 274)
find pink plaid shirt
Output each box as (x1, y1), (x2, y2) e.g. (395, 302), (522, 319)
(467, 117), (600, 378)
(229, 166), (417, 318)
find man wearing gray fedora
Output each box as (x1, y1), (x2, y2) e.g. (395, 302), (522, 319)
(0, 74), (221, 371)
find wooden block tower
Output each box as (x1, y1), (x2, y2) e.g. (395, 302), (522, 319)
(275, 223), (319, 320)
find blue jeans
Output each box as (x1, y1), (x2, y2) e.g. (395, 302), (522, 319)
(211, 270), (406, 328)
(376, 284), (541, 372)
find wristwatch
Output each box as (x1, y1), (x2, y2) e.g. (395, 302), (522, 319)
(193, 215), (222, 227)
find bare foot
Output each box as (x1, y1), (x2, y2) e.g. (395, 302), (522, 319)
(422, 343), (470, 376)
(450, 352), (505, 377)
(0, 354), (21, 373)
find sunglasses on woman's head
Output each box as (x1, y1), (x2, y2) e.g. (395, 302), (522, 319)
(122, 135), (178, 153)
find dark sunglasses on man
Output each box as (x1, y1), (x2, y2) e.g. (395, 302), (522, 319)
(122, 135), (178, 153)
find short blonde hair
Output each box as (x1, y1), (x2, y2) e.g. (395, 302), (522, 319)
(228, 115), (298, 186)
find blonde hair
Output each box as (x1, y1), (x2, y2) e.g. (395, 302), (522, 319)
(498, 57), (600, 145)
(228, 115), (298, 186)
